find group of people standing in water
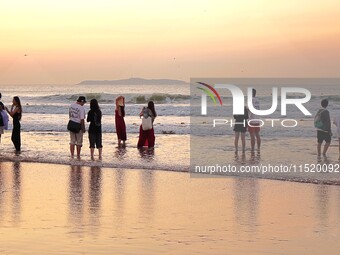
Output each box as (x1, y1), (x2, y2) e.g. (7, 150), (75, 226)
(67, 95), (157, 159)
(0, 93), (157, 159)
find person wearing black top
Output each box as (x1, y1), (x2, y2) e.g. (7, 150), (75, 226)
(87, 99), (102, 160)
(5, 96), (22, 152)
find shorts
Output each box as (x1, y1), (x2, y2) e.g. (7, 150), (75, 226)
(70, 131), (84, 146)
(317, 130), (331, 143)
(248, 123), (261, 133)
(233, 124), (247, 133)
(89, 132), (102, 149)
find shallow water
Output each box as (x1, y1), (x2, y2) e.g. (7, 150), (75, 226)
(0, 162), (339, 254)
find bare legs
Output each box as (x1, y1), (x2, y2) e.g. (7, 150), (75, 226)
(90, 147), (102, 160)
(70, 144), (82, 159)
(70, 144), (75, 158)
(234, 132), (246, 152)
(317, 142), (330, 157)
(250, 131), (261, 152)
(118, 139), (126, 147)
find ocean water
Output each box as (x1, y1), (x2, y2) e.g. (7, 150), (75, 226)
(1, 80), (340, 184)
(0, 84), (190, 134)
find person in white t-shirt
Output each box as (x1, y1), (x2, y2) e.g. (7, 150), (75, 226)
(333, 111), (340, 160)
(69, 96), (86, 159)
(248, 89), (261, 152)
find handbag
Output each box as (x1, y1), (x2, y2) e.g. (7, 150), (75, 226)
(67, 120), (81, 133)
(142, 116), (153, 131)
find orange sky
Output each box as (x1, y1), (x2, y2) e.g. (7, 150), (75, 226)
(1, 0), (340, 84)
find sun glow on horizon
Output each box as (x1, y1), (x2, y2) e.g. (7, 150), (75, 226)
(1, 0), (340, 84)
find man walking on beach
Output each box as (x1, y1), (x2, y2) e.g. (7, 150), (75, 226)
(315, 99), (331, 157)
(69, 96), (86, 159)
(248, 89), (261, 152)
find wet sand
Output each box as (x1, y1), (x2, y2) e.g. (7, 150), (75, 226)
(0, 161), (339, 254)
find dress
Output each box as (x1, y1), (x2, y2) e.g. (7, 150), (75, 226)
(12, 112), (21, 151)
(137, 108), (155, 148)
(115, 106), (127, 141)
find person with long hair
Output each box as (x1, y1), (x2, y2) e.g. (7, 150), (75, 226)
(5, 96), (22, 152)
(87, 99), (103, 160)
(137, 101), (157, 148)
(115, 96), (127, 147)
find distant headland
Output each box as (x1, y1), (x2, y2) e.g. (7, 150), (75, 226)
(77, 78), (187, 85)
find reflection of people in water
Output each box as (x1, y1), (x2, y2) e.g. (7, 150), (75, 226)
(115, 146), (127, 160)
(88, 166), (102, 230)
(12, 161), (21, 224)
(68, 165), (83, 226)
(138, 147), (155, 161)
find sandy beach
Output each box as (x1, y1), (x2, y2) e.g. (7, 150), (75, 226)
(0, 161), (339, 255)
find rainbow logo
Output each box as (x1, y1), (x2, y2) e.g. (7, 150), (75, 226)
(196, 82), (223, 106)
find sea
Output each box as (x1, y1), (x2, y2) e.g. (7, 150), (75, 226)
(1, 79), (340, 184)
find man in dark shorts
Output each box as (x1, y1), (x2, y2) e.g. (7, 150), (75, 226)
(315, 99), (332, 157)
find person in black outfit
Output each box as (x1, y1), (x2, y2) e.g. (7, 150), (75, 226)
(5, 96), (22, 152)
(87, 99), (103, 160)
(233, 106), (248, 153)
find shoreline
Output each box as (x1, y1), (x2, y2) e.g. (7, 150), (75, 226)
(0, 161), (339, 254)
(1, 158), (340, 186)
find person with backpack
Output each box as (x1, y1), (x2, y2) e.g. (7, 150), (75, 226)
(68, 96), (86, 159)
(87, 99), (102, 160)
(314, 99), (332, 157)
(115, 95), (127, 147)
(0, 102), (9, 143)
(137, 101), (157, 148)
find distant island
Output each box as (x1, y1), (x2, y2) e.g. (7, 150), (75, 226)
(77, 78), (187, 85)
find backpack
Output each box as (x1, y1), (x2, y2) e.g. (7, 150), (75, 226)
(0, 111), (3, 127)
(314, 109), (325, 129)
(141, 108), (153, 131)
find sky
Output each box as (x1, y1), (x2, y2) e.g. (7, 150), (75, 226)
(1, 0), (340, 84)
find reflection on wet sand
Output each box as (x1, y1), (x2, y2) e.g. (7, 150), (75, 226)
(11, 161), (21, 226)
(69, 165), (84, 232)
(233, 178), (259, 233)
(0, 161), (21, 227)
(89, 166), (102, 233)
(113, 169), (125, 229)
(0, 162), (340, 254)
(315, 185), (330, 228)
(139, 169), (155, 222)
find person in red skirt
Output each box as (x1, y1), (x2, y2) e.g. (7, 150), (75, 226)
(137, 101), (157, 148)
(115, 96), (127, 147)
